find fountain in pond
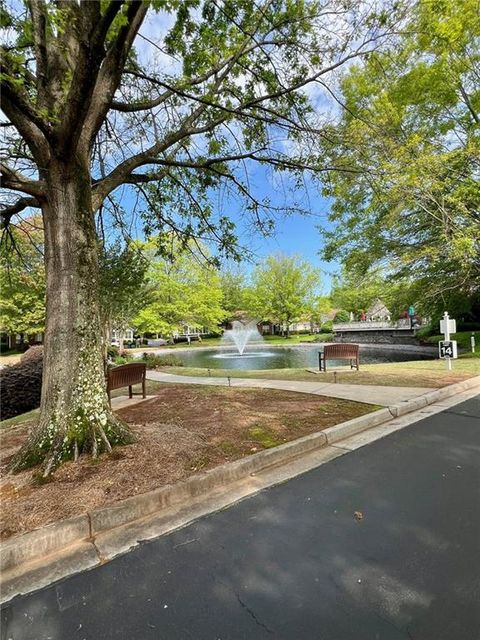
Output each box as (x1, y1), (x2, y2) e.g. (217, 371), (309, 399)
(221, 319), (264, 355)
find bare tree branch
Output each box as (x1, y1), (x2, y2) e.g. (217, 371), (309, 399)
(26, 0), (48, 105)
(0, 85), (50, 162)
(0, 197), (39, 227)
(0, 162), (46, 197)
(78, 1), (149, 153)
(51, 1), (127, 155)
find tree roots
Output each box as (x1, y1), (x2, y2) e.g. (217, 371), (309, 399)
(8, 412), (134, 476)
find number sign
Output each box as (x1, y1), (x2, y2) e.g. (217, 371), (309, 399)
(439, 340), (457, 359)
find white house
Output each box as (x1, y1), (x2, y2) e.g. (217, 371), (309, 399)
(173, 324), (210, 339)
(366, 299), (391, 321)
(110, 327), (135, 346)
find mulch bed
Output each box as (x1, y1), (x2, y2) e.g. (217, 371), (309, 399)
(0, 384), (374, 539)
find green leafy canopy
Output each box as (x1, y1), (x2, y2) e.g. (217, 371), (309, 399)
(319, 0), (480, 316)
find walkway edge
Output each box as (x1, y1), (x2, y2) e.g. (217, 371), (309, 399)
(1, 375), (479, 603)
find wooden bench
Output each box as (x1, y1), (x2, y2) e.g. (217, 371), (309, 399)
(318, 343), (360, 372)
(106, 363), (146, 406)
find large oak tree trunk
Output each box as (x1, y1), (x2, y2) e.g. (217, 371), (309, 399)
(10, 158), (133, 474)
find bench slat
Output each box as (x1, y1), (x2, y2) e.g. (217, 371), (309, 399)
(319, 343), (359, 372)
(324, 344), (359, 358)
(106, 363), (146, 405)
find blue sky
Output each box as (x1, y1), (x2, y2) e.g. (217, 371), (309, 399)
(2, 5), (344, 294)
(224, 165), (339, 291)
(252, 212), (338, 292)
(107, 10), (345, 293)
(118, 161), (339, 292)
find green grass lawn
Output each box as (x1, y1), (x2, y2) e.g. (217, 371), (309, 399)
(166, 337), (222, 348)
(127, 333), (334, 352)
(0, 349), (23, 357)
(424, 331), (479, 353)
(160, 356), (479, 388)
(132, 331), (479, 352)
(128, 337), (222, 351)
(0, 408), (40, 429)
(3, 333), (478, 430)
(262, 333), (333, 344)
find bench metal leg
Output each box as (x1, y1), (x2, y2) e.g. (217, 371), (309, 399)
(318, 352), (325, 371)
(129, 385), (133, 399)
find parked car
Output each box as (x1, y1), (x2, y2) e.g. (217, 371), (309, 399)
(173, 335), (202, 344)
(146, 338), (168, 347)
(110, 338), (138, 348)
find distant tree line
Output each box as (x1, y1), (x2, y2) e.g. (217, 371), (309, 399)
(1, 231), (332, 346)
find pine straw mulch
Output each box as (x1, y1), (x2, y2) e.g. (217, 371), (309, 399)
(0, 384), (376, 540)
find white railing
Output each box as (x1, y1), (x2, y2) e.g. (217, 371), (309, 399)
(334, 319), (412, 331)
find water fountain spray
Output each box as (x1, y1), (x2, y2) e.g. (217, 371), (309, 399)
(221, 320), (263, 355)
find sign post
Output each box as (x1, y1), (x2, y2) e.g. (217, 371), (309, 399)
(439, 311), (457, 370)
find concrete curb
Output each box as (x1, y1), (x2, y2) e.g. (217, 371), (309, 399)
(90, 430), (328, 535)
(1, 374), (479, 601)
(0, 515), (90, 573)
(389, 375), (480, 417)
(321, 408), (392, 444)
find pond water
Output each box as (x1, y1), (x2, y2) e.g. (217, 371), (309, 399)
(175, 345), (435, 371)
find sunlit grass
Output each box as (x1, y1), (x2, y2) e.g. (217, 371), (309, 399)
(161, 357), (479, 388)
(0, 408), (39, 429)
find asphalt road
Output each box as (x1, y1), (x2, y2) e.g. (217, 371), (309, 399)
(2, 396), (479, 640)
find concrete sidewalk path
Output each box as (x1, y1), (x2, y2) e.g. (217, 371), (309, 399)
(146, 370), (434, 406)
(110, 395), (157, 411)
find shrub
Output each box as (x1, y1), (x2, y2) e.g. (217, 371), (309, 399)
(1, 347), (43, 420)
(107, 345), (119, 360)
(141, 353), (183, 368)
(333, 310), (350, 323)
(313, 333), (334, 342)
(457, 322), (480, 332)
(321, 320), (333, 332)
(415, 325), (435, 339)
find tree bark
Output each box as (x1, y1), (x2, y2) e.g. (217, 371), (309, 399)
(10, 157), (133, 474)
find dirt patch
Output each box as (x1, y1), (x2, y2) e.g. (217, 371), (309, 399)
(0, 385), (375, 539)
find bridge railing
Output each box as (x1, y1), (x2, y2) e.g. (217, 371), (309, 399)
(333, 319), (413, 331)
